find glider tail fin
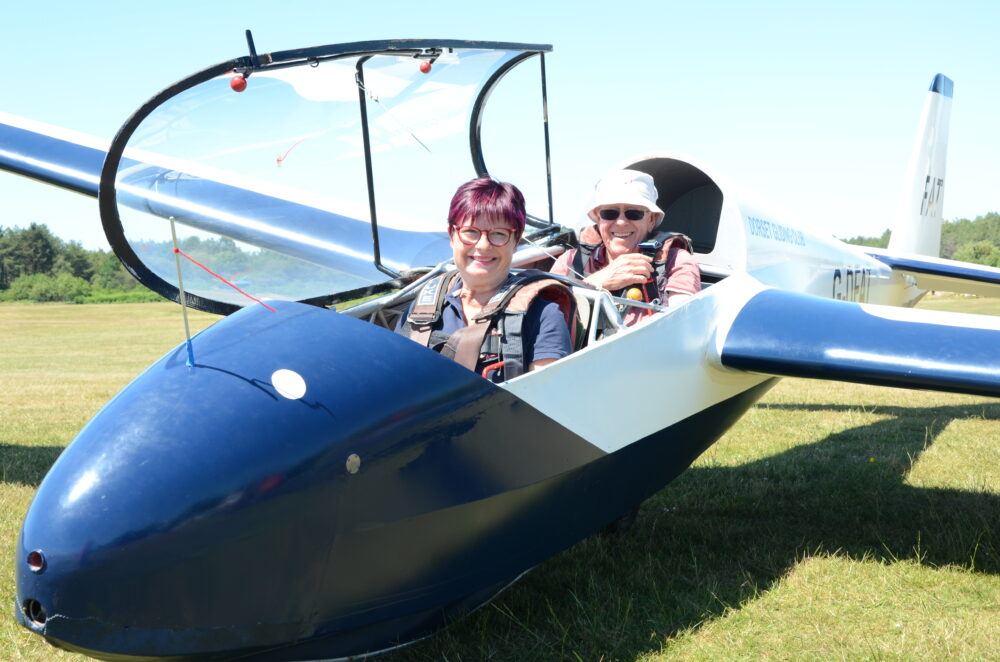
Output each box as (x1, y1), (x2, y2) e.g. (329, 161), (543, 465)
(887, 74), (953, 257)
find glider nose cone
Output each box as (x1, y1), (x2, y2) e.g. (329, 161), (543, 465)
(14, 300), (482, 659)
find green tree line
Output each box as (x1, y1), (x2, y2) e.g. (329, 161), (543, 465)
(1, 223), (342, 304)
(843, 212), (1000, 266)
(0, 223), (159, 303)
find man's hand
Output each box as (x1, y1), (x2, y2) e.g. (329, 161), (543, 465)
(583, 253), (653, 290)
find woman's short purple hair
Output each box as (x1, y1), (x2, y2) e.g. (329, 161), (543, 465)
(447, 177), (526, 239)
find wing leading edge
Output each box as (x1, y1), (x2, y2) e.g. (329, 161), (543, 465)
(719, 288), (1000, 398)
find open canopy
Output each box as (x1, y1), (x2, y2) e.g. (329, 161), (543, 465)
(100, 38), (554, 314)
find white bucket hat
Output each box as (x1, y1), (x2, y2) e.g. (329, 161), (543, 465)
(590, 169), (663, 216)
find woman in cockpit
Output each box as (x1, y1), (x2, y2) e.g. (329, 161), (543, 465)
(396, 177), (573, 381)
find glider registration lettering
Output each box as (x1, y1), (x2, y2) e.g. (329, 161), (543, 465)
(833, 267), (873, 302)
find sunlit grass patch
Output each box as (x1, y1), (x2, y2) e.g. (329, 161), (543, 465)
(918, 293), (1000, 316)
(698, 381), (896, 468)
(0, 303), (218, 448)
(656, 556), (1000, 662)
(906, 416), (1000, 493)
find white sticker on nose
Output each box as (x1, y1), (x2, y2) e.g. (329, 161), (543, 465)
(271, 369), (307, 400)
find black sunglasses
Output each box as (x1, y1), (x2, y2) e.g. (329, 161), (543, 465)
(598, 208), (647, 221)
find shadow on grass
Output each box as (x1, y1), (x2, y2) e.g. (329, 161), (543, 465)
(382, 400), (999, 661)
(0, 444), (65, 487)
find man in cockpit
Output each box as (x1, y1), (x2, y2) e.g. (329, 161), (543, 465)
(550, 169), (700, 324)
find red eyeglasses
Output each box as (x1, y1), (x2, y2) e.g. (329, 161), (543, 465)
(452, 226), (517, 247)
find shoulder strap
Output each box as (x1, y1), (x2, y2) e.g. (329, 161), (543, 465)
(650, 231), (700, 301)
(648, 231), (693, 283)
(650, 231), (694, 262)
(503, 275), (576, 325)
(440, 317), (493, 371)
(574, 224), (603, 276)
(472, 271), (542, 319)
(405, 271), (461, 347)
(509, 278), (577, 377)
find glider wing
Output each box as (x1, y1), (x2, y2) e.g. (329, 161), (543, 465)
(719, 288), (1000, 398)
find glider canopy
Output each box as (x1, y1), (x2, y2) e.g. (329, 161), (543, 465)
(100, 38), (555, 314)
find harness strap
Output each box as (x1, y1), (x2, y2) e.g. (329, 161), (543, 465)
(408, 323), (434, 349)
(579, 223), (603, 245)
(427, 330), (452, 352)
(472, 272), (529, 319)
(499, 313), (526, 378)
(651, 232), (693, 269)
(651, 233), (696, 301)
(502, 278), (577, 346)
(652, 231), (693, 256)
(441, 318), (493, 372)
(471, 271), (570, 319)
(572, 224), (603, 277)
(408, 272), (455, 321)
(407, 271), (461, 347)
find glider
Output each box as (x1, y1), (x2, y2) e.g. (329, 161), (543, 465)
(2, 36), (998, 661)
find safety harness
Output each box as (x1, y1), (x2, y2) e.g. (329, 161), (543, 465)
(571, 225), (695, 307)
(404, 269), (576, 381)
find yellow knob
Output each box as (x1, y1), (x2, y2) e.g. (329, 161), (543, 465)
(625, 287), (643, 301)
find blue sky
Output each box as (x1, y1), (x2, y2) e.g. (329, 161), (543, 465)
(2, 0), (998, 250)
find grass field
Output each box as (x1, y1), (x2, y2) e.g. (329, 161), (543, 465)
(1, 297), (997, 661)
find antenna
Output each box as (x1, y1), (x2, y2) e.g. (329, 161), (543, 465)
(245, 29), (260, 69)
